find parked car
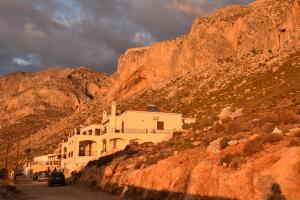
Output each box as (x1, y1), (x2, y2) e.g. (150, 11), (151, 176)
(47, 172), (66, 187)
(16, 170), (24, 176)
(33, 171), (49, 181)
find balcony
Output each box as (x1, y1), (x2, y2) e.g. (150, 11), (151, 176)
(79, 151), (97, 157)
(117, 128), (175, 134)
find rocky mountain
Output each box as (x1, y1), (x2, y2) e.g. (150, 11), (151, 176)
(109, 0), (299, 99)
(0, 67), (111, 165)
(0, 0), (300, 198)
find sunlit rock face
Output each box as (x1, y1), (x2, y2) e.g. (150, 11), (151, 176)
(109, 0), (300, 99)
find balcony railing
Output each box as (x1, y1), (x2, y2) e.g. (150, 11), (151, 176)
(117, 128), (175, 134)
(33, 160), (61, 166)
(79, 151), (97, 157)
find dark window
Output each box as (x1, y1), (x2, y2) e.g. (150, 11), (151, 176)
(95, 129), (101, 136)
(157, 121), (164, 130)
(83, 132), (86, 135)
(121, 122), (124, 133)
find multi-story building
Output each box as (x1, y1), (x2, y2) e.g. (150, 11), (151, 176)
(60, 125), (104, 176)
(41, 102), (183, 177)
(30, 153), (61, 174)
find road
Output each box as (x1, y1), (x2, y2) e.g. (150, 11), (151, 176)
(12, 176), (118, 200)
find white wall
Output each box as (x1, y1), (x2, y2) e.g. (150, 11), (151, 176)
(116, 111), (182, 131)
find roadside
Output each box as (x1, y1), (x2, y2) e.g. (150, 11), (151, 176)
(12, 176), (117, 200)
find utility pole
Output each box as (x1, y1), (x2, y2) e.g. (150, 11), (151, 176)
(4, 142), (9, 169)
(15, 137), (20, 170)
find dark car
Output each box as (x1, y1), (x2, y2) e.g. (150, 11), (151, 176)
(33, 171), (49, 181)
(47, 172), (66, 187)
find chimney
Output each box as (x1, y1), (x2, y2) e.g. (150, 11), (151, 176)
(102, 111), (108, 121)
(110, 101), (117, 133)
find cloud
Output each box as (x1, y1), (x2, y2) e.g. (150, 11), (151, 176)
(12, 58), (30, 66)
(0, 0), (254, 76)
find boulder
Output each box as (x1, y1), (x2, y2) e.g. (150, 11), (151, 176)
(272, 128), (283, 135)
(288, 127), (300, 135)
(192, 141), (202, 146)
(207, 137), (224, 154)
(228, 140), (238, 146)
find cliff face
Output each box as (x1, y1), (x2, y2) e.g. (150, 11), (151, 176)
(110, 0), (300, 99)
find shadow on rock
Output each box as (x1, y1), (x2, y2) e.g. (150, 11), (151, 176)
(267, 183), (286, 200)
(116, 185), (237, 200)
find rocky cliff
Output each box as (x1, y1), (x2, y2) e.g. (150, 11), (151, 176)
(109, 0), (300, 99)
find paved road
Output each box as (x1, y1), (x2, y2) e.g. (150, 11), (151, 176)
(12, 176), (118, 200)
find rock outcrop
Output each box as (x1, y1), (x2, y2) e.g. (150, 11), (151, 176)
(79, 142), (300, 200)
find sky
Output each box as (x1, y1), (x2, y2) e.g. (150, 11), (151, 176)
(0, 0), (254, 76)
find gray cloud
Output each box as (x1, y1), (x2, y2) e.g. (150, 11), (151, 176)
(0, 0), (254, 76)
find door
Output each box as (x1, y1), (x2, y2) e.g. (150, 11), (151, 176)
(157, 121), (164, 130)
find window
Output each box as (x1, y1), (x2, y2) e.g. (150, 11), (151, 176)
(121, 122), (124, 133)
(95, 129), (101, 136)
(89, 130), (93, 135)
(113, 140), (117, 148)
(157, 121), (164, 130)
(83, 131), (86, 135)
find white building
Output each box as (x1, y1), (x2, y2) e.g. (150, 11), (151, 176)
(58, 102), (183, 177)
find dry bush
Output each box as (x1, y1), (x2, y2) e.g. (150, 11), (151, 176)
(202, 133), (219, 146)
(228, 120), (253, 134)
(262, 133), (283, 144)
(261, 122), (275, 133)
(234, 131), (252, 140)
(258, 113), (280, 125)
(193, 118), (215, 130)
(220, 137), (230, 149)
(219, 153), (243, 169)
(295, 130), (300, 137)
(278, 111), (300, 124)
(216, 123), (230, 133)
(178, 140), (194, 150)
(288, 138), (300, 147)
(144, 156), (161, 166)
(243, 138), (263, 156)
